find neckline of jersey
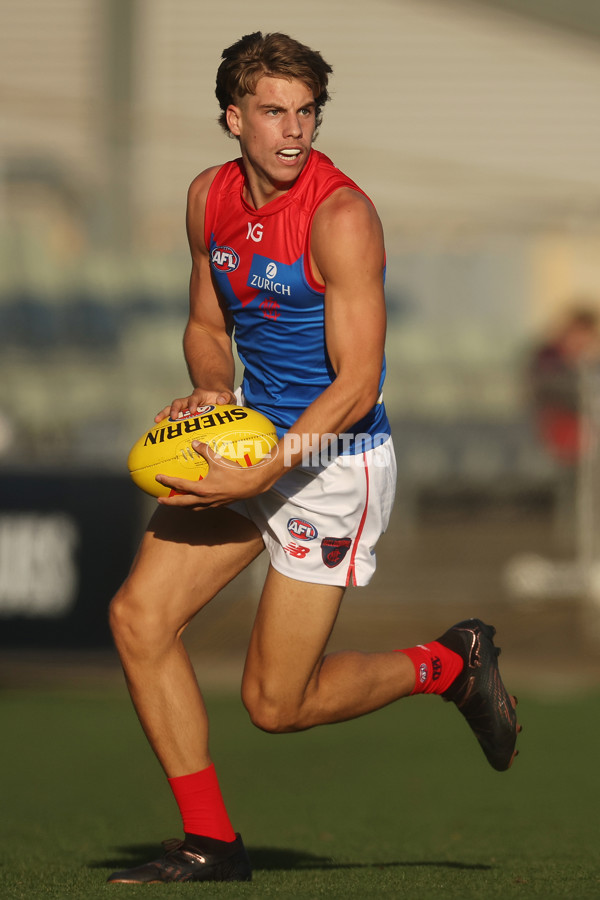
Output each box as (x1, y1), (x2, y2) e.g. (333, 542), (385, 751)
(238, 149), (319, 217)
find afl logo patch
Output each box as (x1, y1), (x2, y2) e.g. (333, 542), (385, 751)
(172, 405), (215, 420)
(321, 537), (352, 568)
(211, 246), (240, 272)
(287, 518), (318, 541)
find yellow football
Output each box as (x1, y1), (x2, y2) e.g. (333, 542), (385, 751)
(127, 404), (279, 498)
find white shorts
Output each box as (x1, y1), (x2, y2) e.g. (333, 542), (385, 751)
(229, 437), (397, 587)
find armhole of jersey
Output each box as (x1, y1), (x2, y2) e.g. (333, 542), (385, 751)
(203, 165), (227, 251)
(303, 184), (371, 292)
(303, 204), (325, 292)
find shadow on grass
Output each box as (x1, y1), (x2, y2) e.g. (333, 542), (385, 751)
(90, 844), (492, 873)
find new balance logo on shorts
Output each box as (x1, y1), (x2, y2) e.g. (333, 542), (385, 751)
(283, 542), (311, 559)
(321, 538), (352, 568)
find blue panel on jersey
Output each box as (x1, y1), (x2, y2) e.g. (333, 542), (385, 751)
(247, 255), (301, 304)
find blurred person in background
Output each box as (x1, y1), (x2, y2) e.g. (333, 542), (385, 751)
(530, 304), (600, 466)
(107, 31), (519, 886)
(529, 304), (600, 548)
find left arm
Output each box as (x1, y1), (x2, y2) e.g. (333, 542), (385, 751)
(284, 187), (387, 451)
(157, 188), (387, 505)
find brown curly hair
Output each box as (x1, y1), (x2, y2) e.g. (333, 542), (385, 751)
(215, 32), (333, 137)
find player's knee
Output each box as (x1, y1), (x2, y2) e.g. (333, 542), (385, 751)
(109, 588), (171, 659)
(245, 698), (297, 734)
(241, 681), (300, 734)
(109, 589), (140, 649)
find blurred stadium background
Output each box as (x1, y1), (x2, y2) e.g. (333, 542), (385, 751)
(1, 0), (600, 688)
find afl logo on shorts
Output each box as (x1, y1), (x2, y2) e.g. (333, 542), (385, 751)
(321, 537), (352, 568)
(287, 518), (318, 541)
(211, 246), (240, 272)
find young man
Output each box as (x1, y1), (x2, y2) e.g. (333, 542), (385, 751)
(107, 32), (519, 885)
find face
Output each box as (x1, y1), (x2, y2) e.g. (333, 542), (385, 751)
(226, 76), (317, 196)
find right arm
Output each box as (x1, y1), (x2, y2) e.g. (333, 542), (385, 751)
(155, 166), (237, 423)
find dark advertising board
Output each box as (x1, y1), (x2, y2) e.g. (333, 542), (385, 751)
(0, 472), (144, 648)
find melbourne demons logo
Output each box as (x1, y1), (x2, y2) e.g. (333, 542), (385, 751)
(321, 537), (352, 568)
(211, 246), (240, 272)
(260, 298), (281, 321)
(287, 518), (318, 541)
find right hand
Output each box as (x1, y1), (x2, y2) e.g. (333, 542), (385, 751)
(154, 388), (237, 424)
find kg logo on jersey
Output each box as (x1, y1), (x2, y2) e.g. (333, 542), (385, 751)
(211, 246), (240, 273)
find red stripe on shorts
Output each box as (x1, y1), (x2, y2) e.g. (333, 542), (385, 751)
(345, 452), (370, 587)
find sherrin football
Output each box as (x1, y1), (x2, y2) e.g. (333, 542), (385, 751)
(127, 404), (279, 498)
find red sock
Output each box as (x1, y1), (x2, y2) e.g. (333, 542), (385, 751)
(397, 641), (463, 695)
(168, 763), (236, 842)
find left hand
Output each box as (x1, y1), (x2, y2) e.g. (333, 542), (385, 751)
(155, 441), (278, 508)
(154, 388), (237, 425)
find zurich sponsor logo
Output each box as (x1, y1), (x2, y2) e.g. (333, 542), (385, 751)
(211, 245), (240, 272)
(287, 517), (318, 541)
(248, 254), (292, 296)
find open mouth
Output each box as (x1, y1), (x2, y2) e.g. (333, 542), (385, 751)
(277, 148), (302, 160)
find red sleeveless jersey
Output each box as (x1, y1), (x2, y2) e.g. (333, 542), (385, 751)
(204, 149), (389, 444)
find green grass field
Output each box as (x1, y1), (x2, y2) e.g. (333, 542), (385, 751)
(1, 684), (599, 899)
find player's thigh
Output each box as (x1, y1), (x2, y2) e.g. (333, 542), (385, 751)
(113, 505), (264, 633)
(242, 564), (344, 705)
